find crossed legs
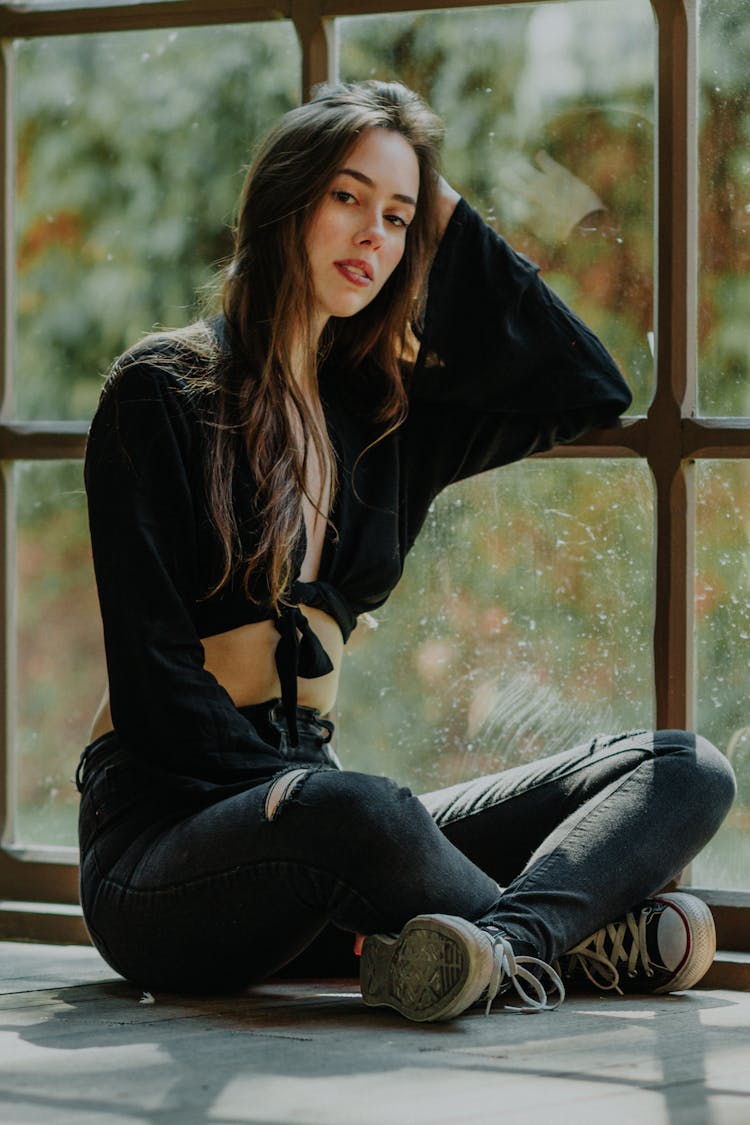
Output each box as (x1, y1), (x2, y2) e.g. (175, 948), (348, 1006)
(79, 729), (735, 992)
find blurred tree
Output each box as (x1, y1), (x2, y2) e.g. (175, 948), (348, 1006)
(14, 22), (299, 420)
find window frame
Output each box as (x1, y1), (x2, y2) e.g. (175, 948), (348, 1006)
(1, 0), (748, 965)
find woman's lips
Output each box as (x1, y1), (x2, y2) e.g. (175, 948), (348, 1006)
(334, 260), (373, 287)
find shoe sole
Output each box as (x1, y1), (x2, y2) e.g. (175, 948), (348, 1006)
(360, 914), (493, 1022)
(654, 892), (716, 992)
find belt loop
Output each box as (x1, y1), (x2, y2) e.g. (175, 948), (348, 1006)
(318, 717), (334, 744)
(75, 733), (115, 792)
(75, 745), (94, 793)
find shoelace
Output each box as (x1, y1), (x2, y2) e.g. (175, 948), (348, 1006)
(562, 909), (654, 995)
(483, 930), (565, 1014)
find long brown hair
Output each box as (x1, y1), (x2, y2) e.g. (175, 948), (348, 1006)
(183, 81), (443, 609)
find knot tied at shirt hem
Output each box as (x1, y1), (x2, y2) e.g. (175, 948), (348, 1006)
(274, 603), (334, 746)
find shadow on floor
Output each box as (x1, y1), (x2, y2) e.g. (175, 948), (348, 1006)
(2, 970), (749, 1125)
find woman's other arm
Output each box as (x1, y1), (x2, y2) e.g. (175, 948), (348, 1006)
(86, 357), (278, 768)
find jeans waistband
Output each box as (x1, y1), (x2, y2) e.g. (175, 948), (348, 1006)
(237, 699), (340, 768)
(76, 701), (340, 793)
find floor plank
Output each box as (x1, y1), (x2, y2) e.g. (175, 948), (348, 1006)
(1, 941), (749, 1124)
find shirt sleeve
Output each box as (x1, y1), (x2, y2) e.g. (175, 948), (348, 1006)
(85, 358), (277, 773)
(405, 197), (633, 491)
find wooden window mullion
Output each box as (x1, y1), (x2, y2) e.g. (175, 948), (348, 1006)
(650, 0), (699, 731)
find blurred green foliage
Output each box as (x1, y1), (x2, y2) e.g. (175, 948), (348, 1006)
(13, 21), (300, 419)
(9, 3), (750, 888)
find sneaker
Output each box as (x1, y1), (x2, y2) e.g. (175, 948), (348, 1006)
(360, 913), (564, 1023)
(559, 892), (716, 995)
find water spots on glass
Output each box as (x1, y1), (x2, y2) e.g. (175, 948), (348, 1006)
(340, 458), (654, 789)
(694, 461), (750, 885)
(13, 462), (103, 848)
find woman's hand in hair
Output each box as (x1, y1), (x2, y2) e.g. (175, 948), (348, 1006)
(435, 176), (461, 241)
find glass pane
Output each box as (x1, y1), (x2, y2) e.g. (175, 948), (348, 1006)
(698, 0), (750, 415)
(14, 461), (105, 848)
(338, 461), (654, 794)
(12, 22), (299, 420)
(695, 462), (750, 889)
(339, 1), (656, 415)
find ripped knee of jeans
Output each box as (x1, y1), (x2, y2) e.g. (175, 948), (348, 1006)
(263, 767), (314, 822)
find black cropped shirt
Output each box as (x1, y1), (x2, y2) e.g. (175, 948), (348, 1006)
(85, 198), (632, 778)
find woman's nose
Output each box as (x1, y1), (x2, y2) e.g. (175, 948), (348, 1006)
(355, 213), (385, 248)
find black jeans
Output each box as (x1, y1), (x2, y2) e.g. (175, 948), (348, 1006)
(77, 705), (736, 993)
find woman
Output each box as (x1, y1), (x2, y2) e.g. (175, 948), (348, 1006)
(78, 81), (735, 1022)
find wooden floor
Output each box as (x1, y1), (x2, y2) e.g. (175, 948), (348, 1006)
(1, 941), (750, 1125)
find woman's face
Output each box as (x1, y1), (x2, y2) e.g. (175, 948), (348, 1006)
(305, 126), (420, 335)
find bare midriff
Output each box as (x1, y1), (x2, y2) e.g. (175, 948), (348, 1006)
(87, 604), (344, 744)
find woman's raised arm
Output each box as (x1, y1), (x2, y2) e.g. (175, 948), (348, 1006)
(403, 196), (632, 496)
(434, 175), (461, 241)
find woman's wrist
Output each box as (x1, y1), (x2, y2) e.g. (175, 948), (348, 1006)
(435, 176), (461, 241)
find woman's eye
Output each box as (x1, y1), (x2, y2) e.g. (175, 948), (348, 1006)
(332, 190), (356, 204)
(386, 214), (409, 229)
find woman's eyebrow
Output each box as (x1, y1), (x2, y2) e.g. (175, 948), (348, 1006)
(336, 167), (417, 207)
